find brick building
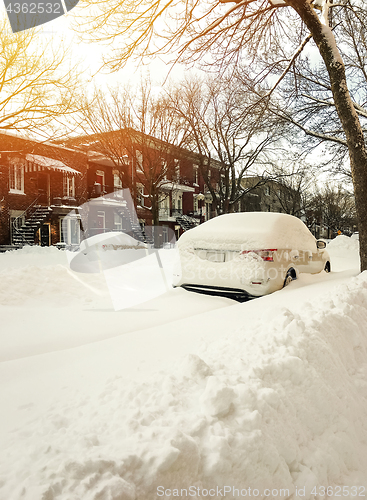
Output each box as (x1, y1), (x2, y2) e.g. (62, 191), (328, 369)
(0, 130), (220, 249)
(0, 132), (88, 249)
(59, 130), (221, 242)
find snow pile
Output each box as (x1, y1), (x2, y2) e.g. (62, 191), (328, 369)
(327, 235), (360, 253)
(0, 245), (67, 270)
(0, 247), (109, 307)
(327, 236), (360, 273)
(179, 213), (317, 252)
(0, 264), (108, 307)
(1, 271), (367, 498)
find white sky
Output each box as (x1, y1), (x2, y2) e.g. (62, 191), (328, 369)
(23, 4), (186, 92)
(0, 1), (187, 96)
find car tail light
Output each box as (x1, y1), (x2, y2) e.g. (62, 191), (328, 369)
(240, 249), (277, 261)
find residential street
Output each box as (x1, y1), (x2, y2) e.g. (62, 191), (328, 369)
(0, 237), (365, 499)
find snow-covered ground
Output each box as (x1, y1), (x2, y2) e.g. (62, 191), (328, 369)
(0, 236), (366, 500)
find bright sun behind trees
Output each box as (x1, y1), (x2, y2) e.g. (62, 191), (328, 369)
(0, 16), (82, 135)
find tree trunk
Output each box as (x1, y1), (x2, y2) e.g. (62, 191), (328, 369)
(150, 195), (161, 248)
(287, 0), (367, 271)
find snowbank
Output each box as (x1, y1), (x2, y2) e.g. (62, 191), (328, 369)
(0, 237), (365, 499)
(327, 235), (360, 253)
(0, 245), (67, 270)
(2, 278), (367, 499)
(0, 246), (110, 307)
(327, 236), (360, 273)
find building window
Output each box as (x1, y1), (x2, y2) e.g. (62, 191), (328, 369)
(60, 217), (80, 245)
(205, 202), (211, 221)
(9, 158), (25, 193)
(137, 184), (145, 207)
(172, 192), (182, 213)
(113, 171), (123, 197)
(161, 159), (168, 180)
(95, 170), (105, 193)
(136, 150), (143, 172)
(113, 171), (122, 190)
(265, 186), (270, 196)
(174, 159), (180, 180)
(97, 211), (105, 232)
(193, 195), (199, 212)
(193, 165), (199, 185)
(159, 194), (170, 218)
(63, 175), (75, 198)
(114, 213), (122, 231)
(162, 226), (169, 244)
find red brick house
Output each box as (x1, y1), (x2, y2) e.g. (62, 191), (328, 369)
(59, 130), (221, 241)
(0, 130), (220, 249)
(0, 132), (88, 249)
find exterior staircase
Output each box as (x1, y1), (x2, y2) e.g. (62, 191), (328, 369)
(12, 206), (52, 246)
(176, 214), (199, 232)
(115, 206), (153, 244)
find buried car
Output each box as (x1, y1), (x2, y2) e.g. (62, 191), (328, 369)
(173, 212), (331, 300)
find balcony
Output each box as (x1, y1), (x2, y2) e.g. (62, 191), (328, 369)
(158, 208), (185, 221)
(171, 208), (183, 217)
(158, 208), (172, 220)
(53, 196), (78, 207)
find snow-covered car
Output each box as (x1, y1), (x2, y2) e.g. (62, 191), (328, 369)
(173, 212), (331, 300)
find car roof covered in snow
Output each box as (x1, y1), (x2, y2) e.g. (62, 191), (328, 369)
(178, 212), (317, 251)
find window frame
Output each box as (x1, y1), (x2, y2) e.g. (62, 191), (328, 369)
(63, 174), (75, 198)
(136, 150), (144, 173)
(9, 158), (25, 194)
(60, 216), (81, 245)
(174, 159), (180, 180)
(137, 184), (145, 207)
(193, 165), (199, 185)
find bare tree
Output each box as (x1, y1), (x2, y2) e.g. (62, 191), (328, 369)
(261, 3), (367, 181)
(0, 18), (82, 135)
(169, 75), (286, 215)
(76, 82), (191, 226)
(77, 0), (367, 270)
(270, 162), (317, 217)
(310, 183), (357, 237)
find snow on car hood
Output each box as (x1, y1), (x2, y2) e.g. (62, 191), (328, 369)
(179, 212), (317, 252)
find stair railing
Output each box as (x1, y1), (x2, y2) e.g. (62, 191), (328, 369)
(12, 194), (42, 246)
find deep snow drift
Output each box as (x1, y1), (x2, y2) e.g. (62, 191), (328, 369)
(0, 237), (366, 500)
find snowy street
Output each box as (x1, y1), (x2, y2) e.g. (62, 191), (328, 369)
(0, 236), (366, 500)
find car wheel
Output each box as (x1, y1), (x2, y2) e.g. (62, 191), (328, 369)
(324, 261), (331, 273)
(283, 268), (295, 288)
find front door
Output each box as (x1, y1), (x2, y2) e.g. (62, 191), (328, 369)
(38, 173), (50, 205)
(96, 211), (105, 234)
(40, 223), (50, 246)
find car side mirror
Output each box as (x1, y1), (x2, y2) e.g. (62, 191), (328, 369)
(317, 240), (326, 249)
